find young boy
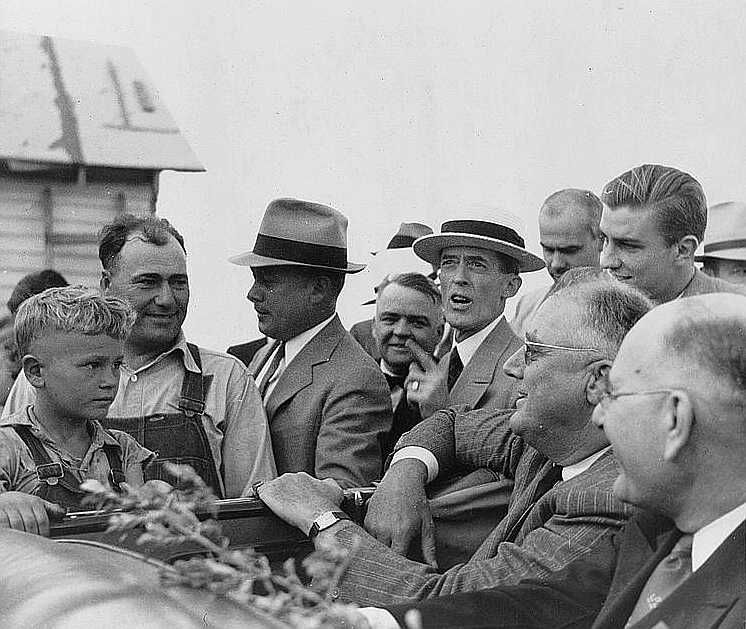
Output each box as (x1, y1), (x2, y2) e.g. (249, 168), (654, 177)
(0, 286), (154, 535)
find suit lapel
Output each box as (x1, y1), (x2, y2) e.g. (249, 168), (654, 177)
(627, 520), (746, 629)
(247, 338), (280, 379)
(450, 318), (517, 405)
(264, 317), (344, 419)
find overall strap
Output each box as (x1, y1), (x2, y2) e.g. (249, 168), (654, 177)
(12, 425), (81, 491)
(101, 438), (126, 492)
(179, 343), (207, 416)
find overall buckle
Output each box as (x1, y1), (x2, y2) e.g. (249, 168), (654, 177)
(36, 462), (64, 486)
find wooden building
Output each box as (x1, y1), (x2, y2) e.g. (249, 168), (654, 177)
(0, 31), (203, 305)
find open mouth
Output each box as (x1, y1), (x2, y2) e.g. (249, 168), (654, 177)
(449, 294), (472, 310)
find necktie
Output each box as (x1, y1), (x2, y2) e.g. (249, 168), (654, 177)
(625, 532), (693, 627)
(447, 348), (464, 391)
(257, 342), (285, 399)
(384, 373), (407, 390)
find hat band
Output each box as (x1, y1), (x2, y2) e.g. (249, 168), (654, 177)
(703, 239), (746, 254)
(441, 220), (525, 249)
(253, 233), (348, 268)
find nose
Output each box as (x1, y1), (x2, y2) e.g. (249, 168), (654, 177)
(503, 346), (525, 379)
(451, 260), (470, 285)
(155, 281), (176, 306)
(600, 241), (619, 269)
(247, 281), (262, 304)
(392, 318), (410, 338)
(549, 252), (566, 274)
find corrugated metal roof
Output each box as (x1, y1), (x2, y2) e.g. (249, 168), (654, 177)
(0, 31), (204, 172)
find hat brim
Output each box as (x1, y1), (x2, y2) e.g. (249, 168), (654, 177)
(413, 234), (545, 273)
(695, 248), (746, 262)
(228, 250), (365, 273)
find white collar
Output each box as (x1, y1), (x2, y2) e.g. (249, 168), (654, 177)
(283, 313), (337, 367)
(692, 500), (746, 571)
(561, 446), (611, 482)
(453, 314), (504, 367)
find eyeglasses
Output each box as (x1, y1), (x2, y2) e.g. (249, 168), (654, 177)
(597, 374), (676, 407)
(523, 338), (603, 365)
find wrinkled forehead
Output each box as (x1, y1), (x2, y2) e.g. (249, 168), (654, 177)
(530, 295), (588, 345)
(115, 235), (187, 275)
(439, 245), (504, 263)
(376, 283), (441, 318)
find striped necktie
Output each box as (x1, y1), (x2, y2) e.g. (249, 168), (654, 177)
(257, 342), (285, 399)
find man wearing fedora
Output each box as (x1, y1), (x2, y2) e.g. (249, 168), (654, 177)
(697, 201), (746, 286)
(229, 198), (392, 489)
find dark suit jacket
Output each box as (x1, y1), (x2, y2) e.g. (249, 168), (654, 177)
(446, 317), (522, 412)
(330, 407), (632, 606)
(349, 318), (380, 362)
(248, 316), (392, 488)
(683, 268), (746, 298)
(387, 512), (746, 629)
(226, 337), (268, 367)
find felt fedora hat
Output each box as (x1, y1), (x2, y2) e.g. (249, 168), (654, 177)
(413, 207), (545, 273)
(373, 222), (433, 254)
(229, 198), (365, 273)
(695, 201), (746, 262)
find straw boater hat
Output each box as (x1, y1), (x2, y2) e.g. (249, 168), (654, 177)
(695, 201), (746, 262)
(229, 198), (365, 273)
(413, 207), (545, 273)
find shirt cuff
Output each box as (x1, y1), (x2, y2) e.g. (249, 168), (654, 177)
(357, 607), (402, 629)
(390, 446), (439, 484)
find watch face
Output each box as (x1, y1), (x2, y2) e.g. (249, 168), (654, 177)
(316, 511), (338, 529)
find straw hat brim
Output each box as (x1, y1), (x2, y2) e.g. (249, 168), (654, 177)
(695, 248), (746, 262)
(229, 250), (366, 273)
(413, 233), (545, 273)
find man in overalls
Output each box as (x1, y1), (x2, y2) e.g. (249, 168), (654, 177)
(0, 287), (153, 535)
(4, 215), (276, 498)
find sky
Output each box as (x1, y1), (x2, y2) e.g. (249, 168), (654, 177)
(2, 1), (745, 349)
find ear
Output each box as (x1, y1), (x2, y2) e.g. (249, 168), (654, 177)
(100, 270), (112, 293)
(661, 390), (694, 461)
(308, 275), (329, 304)
(22, 355), (44, 389)
(502, 275), (522, 299)
(586, 361), (612, 406)
(674, 235), (699, 262)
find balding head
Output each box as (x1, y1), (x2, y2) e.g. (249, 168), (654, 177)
(594, 293), (746, 530)
(538, 189), (604, 282)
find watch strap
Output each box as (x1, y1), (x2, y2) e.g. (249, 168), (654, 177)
(308, 510), (350, 539)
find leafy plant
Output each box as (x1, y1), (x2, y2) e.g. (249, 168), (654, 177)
(80, 464), (364, 628)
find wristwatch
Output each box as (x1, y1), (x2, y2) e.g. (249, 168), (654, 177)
(307, 510), (350, 539)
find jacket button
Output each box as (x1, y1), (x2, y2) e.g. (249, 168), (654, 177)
(331, 588), (340, 599)
(130, 374), (138, 382)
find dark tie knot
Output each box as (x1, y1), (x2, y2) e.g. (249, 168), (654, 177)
(385, 373), (407, 390)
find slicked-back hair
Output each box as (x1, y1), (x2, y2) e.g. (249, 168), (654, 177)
(98, 214), (186, 272)
(665, 308), (746, 397)
(546, 267), (653, 354)
(601, 164), (707, 245)
(15, 286), (136, 356)
(376, 272), (441, 305)
(540, 188), (603, 238)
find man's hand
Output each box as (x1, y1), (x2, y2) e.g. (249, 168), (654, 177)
(405, 340), (450, 419)
(256, 472), (344, 535)
(0, 491), (65, 537)
(364, 459), (438, 569)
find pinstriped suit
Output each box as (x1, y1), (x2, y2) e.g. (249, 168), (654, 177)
(330, 407), (634, 606)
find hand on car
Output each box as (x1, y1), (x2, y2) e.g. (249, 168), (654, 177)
(364, 458), (438, 569)
(404, 340), (449, 419)
(256, 472), (344, 535)
(0, 491), (66, 536)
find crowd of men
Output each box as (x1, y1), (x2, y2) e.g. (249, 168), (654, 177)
(0, 162), (744, 628)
